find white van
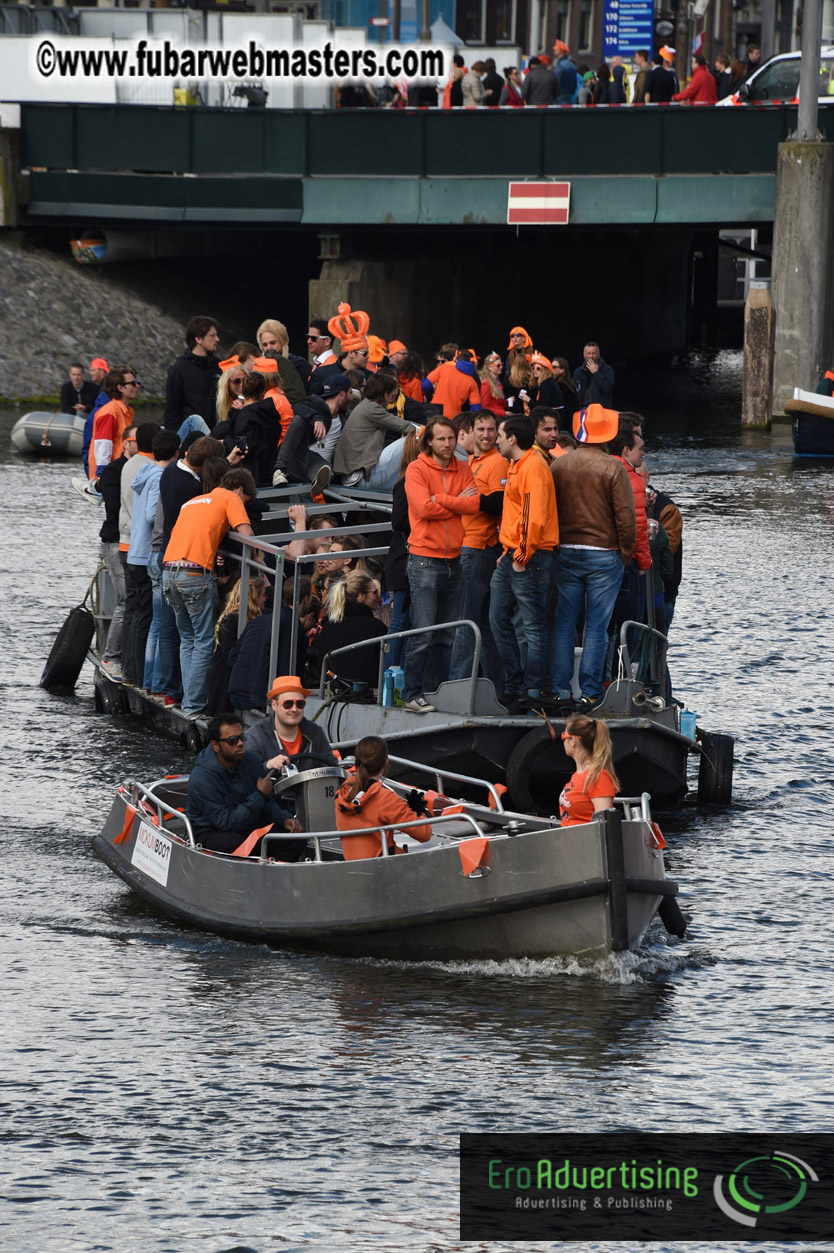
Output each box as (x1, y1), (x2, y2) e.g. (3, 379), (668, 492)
(718, 47), (834, 105)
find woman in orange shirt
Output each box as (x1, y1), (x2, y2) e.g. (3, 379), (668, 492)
(559, 715), (619, 827)
(335, 736), (432, 860)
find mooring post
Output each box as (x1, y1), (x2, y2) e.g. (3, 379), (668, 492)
(742, 281), (775, 428)
(771, 0), (834, 415)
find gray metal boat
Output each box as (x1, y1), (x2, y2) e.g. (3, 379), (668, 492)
(91, 758), (684, 961)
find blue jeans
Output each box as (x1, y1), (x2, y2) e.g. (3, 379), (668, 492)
(178, 414), (211, 443)
(551, 548), (624, 699)
(403, 555), (462, 700)
(144, 553), (183, 698)
(489, 548), (551, 696)
(364, 437), (408, 491)
(449, 544), (503, 689)
(162, 566), (218, 714)
(386, 588), (411, 669)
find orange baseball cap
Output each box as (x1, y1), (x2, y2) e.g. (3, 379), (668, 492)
(388, 339), (407, 355)
(90, 357), (109, 372)
(219, 354), (240, 372)
(253, 356), (279, 374)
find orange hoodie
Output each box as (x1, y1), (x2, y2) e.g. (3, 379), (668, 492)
(404, 451), (479, 559)
(335, 778), (432, 859)
(426, 360), (481, 419)
(499, 445), (559, 565)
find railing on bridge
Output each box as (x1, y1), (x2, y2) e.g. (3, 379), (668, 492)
(19, 100), (834, 180)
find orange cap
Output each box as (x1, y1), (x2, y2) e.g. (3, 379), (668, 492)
(90, 357), (109, 372)
(660, 45), (676, 61)
(328, 302), (370, 352)
(388, 339), (407, 355)
(253, 356), (278, 374)
(219, 355), (240, 372)
(267, 675), (311, 701)
(554, 39), (570, 54)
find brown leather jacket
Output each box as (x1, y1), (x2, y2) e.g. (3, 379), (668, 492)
(550, 445), (636, 562)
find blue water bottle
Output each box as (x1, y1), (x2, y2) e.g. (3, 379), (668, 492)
(680, 710), (697, 740)
(389, 666), (404, 706)
(382, 668), (395, 707)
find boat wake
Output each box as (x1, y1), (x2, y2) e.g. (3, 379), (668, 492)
(353, 932), (709, 984)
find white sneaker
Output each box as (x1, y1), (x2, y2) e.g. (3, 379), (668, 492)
(72, 477), (103, 505)
(404, 696), (436, 714)
(101, 659), (124, 683)
(271, 468), (289, 487)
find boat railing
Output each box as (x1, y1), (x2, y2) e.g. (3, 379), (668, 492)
(382, 753), (506, 812)
(617, 618), (669, 693)
(614, 792), (653, 825)
(259, 808), (507, 863)
(128, 778), (197, 847)
(317, 619), (483, 715)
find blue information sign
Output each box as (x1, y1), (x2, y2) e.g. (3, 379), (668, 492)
(602, 0), (654, 58)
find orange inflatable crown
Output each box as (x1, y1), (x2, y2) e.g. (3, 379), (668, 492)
(328, 302), (370, 352)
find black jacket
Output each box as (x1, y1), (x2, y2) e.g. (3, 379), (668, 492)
(384, 475), (411, 593)
(164, 351), (222, 431)
(159, 458), (205, 552)
(98, 453), (129, 543)
(61, 379), (98, 414)
(572, 359), (616, 408)
(316, 603), (387, 687)
(227, 607), (307, 712)
(219, 400), (283, 487)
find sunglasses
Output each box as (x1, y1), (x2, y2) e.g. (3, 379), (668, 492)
(561, 731), (575, 741)
(219, 733), (244, 745)
(279, 699), (306, 710)
(306, 334), (322, 341)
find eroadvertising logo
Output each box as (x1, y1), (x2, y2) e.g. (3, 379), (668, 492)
(460, 1133), (834, 1241)
(713, 1150), (818, 1228)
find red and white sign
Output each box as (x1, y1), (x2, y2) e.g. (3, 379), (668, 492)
(507, 181), (571, 225)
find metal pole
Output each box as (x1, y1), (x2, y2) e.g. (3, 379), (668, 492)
(760, 0), (776, 59)
(797, 0), (824, 140)
(419, 0), (431, 41)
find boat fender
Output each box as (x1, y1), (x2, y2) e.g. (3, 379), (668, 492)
(696, 731), (734, 804)
(40, 604), (95, 689)
(659, 895), (686, 937)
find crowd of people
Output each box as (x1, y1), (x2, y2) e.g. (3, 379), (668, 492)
(67, 303), (682, 729)
(338, 40), (763, 109)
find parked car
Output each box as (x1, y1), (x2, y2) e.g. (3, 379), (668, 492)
(718, 47), (834, 105)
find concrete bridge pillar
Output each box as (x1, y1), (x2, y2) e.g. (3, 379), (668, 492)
(771, 141), (834, 414)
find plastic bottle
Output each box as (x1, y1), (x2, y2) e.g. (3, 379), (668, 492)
(679, 709), (697, 740)
(389, 666), (405, 706)
(382, 669), (395, 708)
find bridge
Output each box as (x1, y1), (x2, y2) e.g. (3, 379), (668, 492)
(15, 101), (833, 227)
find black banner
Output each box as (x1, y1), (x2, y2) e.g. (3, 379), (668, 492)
(460, 1133), (834, 1241)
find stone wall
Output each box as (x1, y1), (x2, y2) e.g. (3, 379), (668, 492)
(0, 239), (185, 402)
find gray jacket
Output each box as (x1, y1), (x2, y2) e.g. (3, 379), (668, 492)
(244, 713), (338, 769)
(333, 399), (417, 476)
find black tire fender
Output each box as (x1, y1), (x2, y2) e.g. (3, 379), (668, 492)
(40, 605), (95, 689)
(505, 726), (571, 816)
(697, 731), (734, 804)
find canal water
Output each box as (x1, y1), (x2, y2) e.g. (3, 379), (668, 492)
(2, 352), (833, 1253)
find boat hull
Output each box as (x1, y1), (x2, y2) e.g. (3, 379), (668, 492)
(786, 389), (834, 457)
(11, 411), (86, 457)
(92, 789), (674, 961)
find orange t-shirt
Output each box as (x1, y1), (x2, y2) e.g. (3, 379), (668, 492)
(462, 446), (509, 550)
(163, 487), (250, 570)
(279, 728), (303, 756)
(559, 769), (616, 827)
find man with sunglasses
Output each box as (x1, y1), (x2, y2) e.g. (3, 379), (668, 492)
(244, 675), (338, 773)
(307, 320), (337, 370)
(186, 713), (302, 856)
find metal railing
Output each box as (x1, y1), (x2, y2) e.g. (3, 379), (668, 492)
(129, 777), (196, 847)
(259, 807), (503, 864)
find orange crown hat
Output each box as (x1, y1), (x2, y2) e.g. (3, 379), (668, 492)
(367, 335), (388, 364)
(530, 352), (552, 369)
(507, 325), (533, 351)
(267, 675), (311, 701)
(573, 403), (619, 445)
(219, 354), (240, 372)
(328, 302), (370, 352)
(388, 339), (407, 355)
(253, 355), (278, 374)
(660, 44), (676, 62)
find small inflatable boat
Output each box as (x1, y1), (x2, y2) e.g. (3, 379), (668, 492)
(11, 410), (86, 457)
